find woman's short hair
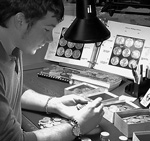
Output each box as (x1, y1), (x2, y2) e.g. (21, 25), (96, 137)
(0, 0), (64, 28)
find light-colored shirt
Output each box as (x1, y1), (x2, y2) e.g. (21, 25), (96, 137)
(0, 43), (37, 141)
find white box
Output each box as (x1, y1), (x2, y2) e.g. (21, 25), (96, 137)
(114, 109), (150, 138)
(103, 100), (139, 123)
(64, 82), (106, 95)
(133, 131), (150, 141)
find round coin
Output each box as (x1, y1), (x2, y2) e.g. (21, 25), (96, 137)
(59, 37), (67, 46)
(65, 49), (72, 58)
(113, 47), (122, 56)
(56, 47), (65, 56)
(53, 117), (62, 122)
(67, 41), (75, 48)
(44, 123), (54, 128)
(125, 38), (134, 47)
(109, 105), (119, 112)
(120, 58), (128, 67)
(110, 56), (119, 66)
(122, 48), (131, 57)
(129, 60), (137, 69)
(75, 43), (84, 49)
(73, 50), (81, 59)
(131, 50), (141, 59)
(134, 40), (143, 48)
(115, 36), (125, 45)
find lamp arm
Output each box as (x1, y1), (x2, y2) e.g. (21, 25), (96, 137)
(96, 0), (150, 16)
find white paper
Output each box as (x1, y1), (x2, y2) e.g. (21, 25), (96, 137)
(140, 88), (150, 107)
(95, 21), (150, 79)
(119, 95), (137, 102)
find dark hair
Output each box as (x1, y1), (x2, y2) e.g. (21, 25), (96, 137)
(0, 0), (64, 28)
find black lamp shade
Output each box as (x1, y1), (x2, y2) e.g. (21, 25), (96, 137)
(64, 0), (110, 43)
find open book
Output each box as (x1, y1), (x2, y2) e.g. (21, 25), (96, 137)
(45, 15), (150, 80)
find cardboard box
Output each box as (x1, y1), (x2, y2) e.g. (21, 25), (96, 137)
(114, 109), (150, 138)
(87, 91), (118, 100)
(133, 131), (150, 141)
(64, 82), (107, 95)
(102, 100), (139, 123)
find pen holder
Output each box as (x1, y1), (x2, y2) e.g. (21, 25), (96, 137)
(125, 78), (150, 98)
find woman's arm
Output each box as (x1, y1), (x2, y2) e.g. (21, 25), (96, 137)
(21, 89), (51, 112)
(21, 89), (88, 118)
(33, 122), (75, 141)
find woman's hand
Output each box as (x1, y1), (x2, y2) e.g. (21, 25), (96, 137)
(73, 97), (104, 135)
(47, 94), (89, 118)
(47, 94), (104, 134)
(58, 94), (88, 106)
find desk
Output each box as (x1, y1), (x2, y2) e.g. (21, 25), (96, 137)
(22, 61), (135, 141)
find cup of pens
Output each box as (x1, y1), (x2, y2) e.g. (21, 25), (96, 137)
(125, 64), (150, 98)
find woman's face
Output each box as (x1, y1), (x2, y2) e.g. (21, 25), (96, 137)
(19, 12), (59, 55)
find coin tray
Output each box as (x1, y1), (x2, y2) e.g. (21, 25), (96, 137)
(102, 100), (139, 123)
(64, 82), (106, 95)
(133, 131), (150, 141)
(114, 109), (150, 138)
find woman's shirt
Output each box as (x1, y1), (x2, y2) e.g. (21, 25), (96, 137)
(0, 44), (37, 141)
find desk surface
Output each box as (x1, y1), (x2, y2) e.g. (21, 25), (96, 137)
(22, 61), (135, 141)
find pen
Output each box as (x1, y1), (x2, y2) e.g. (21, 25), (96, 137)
(147, 67), (150, 79)
(131, 64), (138, 83)
(140, 64), (143, 83)
(145, 66), (149, 80)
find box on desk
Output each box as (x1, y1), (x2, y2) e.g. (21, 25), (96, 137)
(64, 82), (107, 95)
(132, 131), (150, 141)
(78, 90), (139, 124)
(68, 85), (118, 102)
(114, 109), (150, 138)
(102, 100), (139, 123)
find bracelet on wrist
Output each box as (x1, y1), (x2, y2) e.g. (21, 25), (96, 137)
(45, 97), (53, 114)
(68, 118), (82, 138)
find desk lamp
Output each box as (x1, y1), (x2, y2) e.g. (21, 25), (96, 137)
(64, 0), (110, 68)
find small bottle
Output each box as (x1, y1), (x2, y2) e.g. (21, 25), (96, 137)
(81, 137), (92, 141)
(100, 131), (110, 141)
(119, 136), (128, 141)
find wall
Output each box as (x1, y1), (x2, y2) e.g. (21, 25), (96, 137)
(97, 7), (150, 27)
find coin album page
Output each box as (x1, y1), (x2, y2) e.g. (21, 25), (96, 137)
(45, 15), (150, 80)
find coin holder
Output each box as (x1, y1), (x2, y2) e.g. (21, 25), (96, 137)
(64, 82), (105, 95)
(76, 91), (118, 111)
(109, 35), (144, 70)
(55, 27), (84, 60)
(102, 100), (139, 123)
(114, 109), (150, 138)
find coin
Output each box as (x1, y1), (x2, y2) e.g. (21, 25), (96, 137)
(59, 37), (67, 46)
(53, 117), (62, 122)
(109, 105), (119, 112)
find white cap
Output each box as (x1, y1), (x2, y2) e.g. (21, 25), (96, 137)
(101, 131), (110, 137)
(119, 136), (128, 141)
(81, 137), (92, 141)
